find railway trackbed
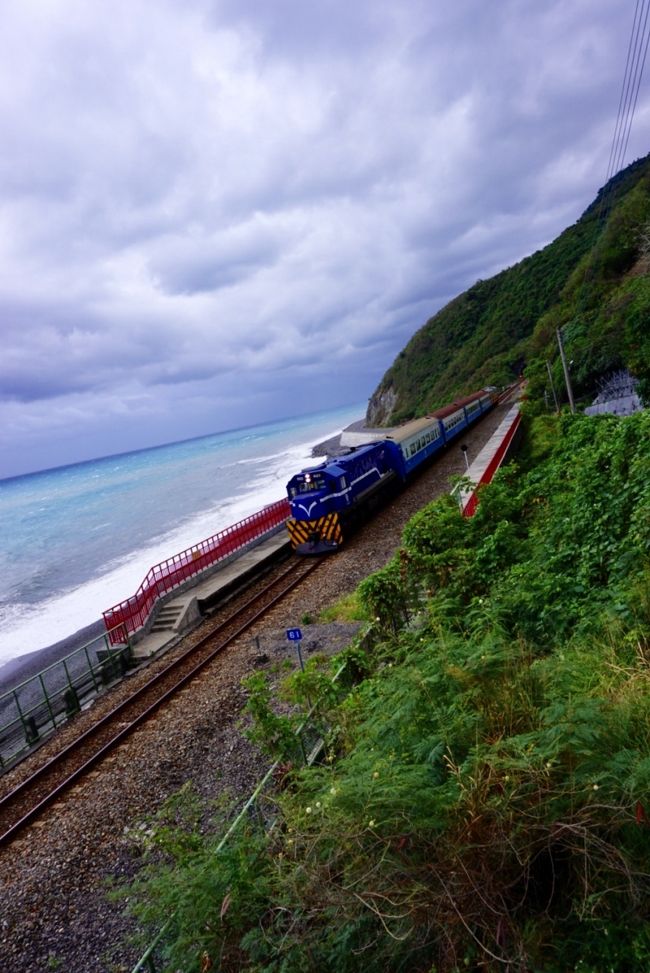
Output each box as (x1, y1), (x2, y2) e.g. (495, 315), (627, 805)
(0, 556), (322, 848)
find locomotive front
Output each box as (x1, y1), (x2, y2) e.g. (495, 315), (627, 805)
(286, 463), (346, 554)
(285, 442), (400, 554)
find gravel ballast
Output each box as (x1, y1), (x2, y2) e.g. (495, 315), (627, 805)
(0, 404), (513, 972)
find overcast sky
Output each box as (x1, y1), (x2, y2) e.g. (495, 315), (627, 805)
(0, 0), (647, 478)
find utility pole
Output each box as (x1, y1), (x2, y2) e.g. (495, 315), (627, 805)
(556, 328), (575, 414)
(546, 360), (560, 412)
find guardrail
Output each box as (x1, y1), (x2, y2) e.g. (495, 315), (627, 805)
(103, 499), (291, 643)
(461, 406), (522, 517)
(0, 624), (131, 770)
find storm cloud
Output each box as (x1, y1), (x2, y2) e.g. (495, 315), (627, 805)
(0, 0), (647, 477)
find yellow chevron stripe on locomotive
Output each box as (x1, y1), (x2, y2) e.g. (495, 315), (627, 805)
(287, 512), (343, 554)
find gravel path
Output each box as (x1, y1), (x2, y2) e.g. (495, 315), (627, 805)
(0, 404), (512, 972)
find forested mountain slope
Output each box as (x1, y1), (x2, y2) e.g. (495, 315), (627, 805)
(367, 152), (650, 424)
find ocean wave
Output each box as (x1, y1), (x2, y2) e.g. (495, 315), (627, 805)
(0, 478), (294, 667)
(0, 404), (363, 667)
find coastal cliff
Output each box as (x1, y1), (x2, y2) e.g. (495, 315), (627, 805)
(366, 383), (398, 427)
(366, 151), (650, 424)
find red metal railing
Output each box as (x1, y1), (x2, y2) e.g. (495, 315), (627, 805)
(462, 409), (522, 517)
(102, 499), (291, 642)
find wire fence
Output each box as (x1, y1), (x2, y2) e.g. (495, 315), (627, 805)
(0, 624), (131, 770)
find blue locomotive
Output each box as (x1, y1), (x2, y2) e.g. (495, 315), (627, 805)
(286, 388), (497, 553)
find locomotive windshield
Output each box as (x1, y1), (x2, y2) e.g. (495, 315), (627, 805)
(290, 471), (326, 495)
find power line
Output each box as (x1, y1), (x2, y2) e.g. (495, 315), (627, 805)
(618, 3), (650, 170)
(551, 3), (650, 410)
(591, 0), (650, 237)
(605, 0), (650, 185)
(606, 0), (643, 183)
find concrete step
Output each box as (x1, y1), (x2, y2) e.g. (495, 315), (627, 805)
(132, 529), (291, 661)
(150, 605), (184, 632)
(156, 606), (183, 620)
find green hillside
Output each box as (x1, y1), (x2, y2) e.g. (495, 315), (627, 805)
(123, 408), (650, 972)
(367, 153), (650, 424)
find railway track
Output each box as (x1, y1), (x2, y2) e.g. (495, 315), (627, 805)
(0, 556), (322, 848)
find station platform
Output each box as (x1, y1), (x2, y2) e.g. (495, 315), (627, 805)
(457, 398), (523, 516)
(130, 530), (291, 661)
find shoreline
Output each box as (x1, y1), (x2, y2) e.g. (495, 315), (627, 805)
(311, 433), (342, 457)
(1, 422), (358, 698)
(0, 619), (106, 696)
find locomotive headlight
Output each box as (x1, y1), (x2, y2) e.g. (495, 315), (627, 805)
(304, 473), (312, 483)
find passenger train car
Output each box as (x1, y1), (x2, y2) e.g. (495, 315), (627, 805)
(286, 388), (497, 553)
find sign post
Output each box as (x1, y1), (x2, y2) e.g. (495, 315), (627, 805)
(286, 627), (305, 671)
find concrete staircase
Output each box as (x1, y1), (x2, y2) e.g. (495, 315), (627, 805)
(131, 597), (198, 661)
(131, 530), (291, 661)
(149, 602), (186, 634)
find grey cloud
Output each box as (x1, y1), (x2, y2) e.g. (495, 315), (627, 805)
(140, 359), (232, 387)
(0, 0), (647, 478)
(0, 372), (95, 404)
(156, 257), (262, 295)
(211, 0), (397, 59)
(150, 231), (284, 295)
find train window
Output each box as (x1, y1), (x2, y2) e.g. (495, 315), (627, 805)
(297, 472), (324, 492)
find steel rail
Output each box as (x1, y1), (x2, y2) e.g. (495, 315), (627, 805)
(0, 558), (322, 848)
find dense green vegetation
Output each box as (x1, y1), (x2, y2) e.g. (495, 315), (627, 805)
(367, 153), (650, 424)
(123, 409), (650, 971)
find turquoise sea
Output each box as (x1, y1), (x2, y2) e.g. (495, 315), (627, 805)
(0, 403), (363, 668)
